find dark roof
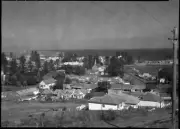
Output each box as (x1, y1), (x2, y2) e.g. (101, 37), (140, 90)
(71, 85), (83, 89)
(43, 78), (56, 84)
(141, 93), (162, 102)
(110, 84), (133, 90)
(85, 92), (106, 99)
(89, 93), (140, 105)
(89, 94), (124, 105)
(126, 91), (145, 98)
(83, 84), (98, 89)
(131, 85), (146, 90)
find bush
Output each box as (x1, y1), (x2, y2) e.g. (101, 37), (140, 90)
(100, 110), (117, 121)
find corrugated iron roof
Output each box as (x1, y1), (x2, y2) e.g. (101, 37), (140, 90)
(141, 92), (162, 102)
(83, 84), (98, 89)
(43, 78), (56, 85)
(89, 92), (140, 105)
(111, 84), (133, 90)
(131, 85), (146, 90)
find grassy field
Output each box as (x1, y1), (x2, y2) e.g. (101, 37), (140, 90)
(1, 85), (38, 92)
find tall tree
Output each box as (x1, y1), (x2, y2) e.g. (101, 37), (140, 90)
(30, 51), (35, 61)
(88, 55), (93, 69)
(19, 55), (26, 73)
(55, 59), (60, 66)
(35, 52), (41, 69)
(49, 59), (54, 71)
(116, 51), (120, 57)
(28, 60), (34, 72)
(94, 54), (100, 64)
(10, 52), (13, 59)
(105, 56), (110, 65)
(83, 57), (89, 69)
(43, 61), (49, 74)
(106, 56), (124, 77)
(127, 55), (133, 64)
(10, 58), (17, 74)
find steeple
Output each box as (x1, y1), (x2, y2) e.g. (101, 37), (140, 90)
(94, 59), (97, 66)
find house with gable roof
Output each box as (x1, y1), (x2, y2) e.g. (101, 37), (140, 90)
(137, 92), (165, 108)
(39, 78), (56, 90)
(88, 92), (140, 110)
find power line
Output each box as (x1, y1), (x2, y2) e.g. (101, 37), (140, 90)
(135, 3), (172, 32)
(91, 2), (172, 39)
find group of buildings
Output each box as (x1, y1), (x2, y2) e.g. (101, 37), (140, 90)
(2, 51), (172, 111)
(34, 68), (171, 111)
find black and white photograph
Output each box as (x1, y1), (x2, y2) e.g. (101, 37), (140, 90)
(1, 1), (179, 128)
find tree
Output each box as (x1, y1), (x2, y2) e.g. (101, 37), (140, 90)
(10, 58), (17, 74)
(127, 55), (133, 64)
(97, 81), (111, 93)
(116, 51), (120, 57)
(94, 54), (100, 64)
(34, 51), (41, 69)
(106, 56), (124, 77)
(55, 59), (60, 66)
(88, 55), (93, 69)
(19, 55), (26, 73)
(72, 53), (78, 61)
(83, 57), (89, 69)
(105, 56), (110, 65)
(48, 59), (55, 71)
(158, 68), (173, 83)
(1, 52), (8, 74)
(10, 52), (13, 59)
(43, 61), (49, 74)
(75, 66), (86, 75)
(62, 53), (73, 62)
(28, 60), (34, 72)
(30, 51), (35, 61)
(53, 71), (65, 90)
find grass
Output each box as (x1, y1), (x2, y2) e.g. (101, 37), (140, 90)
(2, 85), (38, 92)
(1, 107), (172, 127)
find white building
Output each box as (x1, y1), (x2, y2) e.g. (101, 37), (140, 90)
(39, 78), (56, 90)
(63, 61), (84, 66)
(1, 70), (6, 85)
(88, 93), (140, 110)
(138, 93), (165, 108)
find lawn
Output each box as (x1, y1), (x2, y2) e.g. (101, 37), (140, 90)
(1, 101), (81, 122)
(1, 85), (38, 92)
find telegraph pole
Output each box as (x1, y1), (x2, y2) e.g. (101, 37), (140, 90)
(168, 27), (178, 129)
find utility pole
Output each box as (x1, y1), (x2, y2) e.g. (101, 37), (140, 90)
(168, 27), (178, 129)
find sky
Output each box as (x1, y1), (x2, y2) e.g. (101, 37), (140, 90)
(2, 1), (179, 52)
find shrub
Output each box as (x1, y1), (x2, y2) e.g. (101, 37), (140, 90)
(100, 110), (117, 121)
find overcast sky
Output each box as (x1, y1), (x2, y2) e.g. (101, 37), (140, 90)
(2, 1), (179, 52)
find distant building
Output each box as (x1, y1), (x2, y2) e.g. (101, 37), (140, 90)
(39, 78), (56, 90)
